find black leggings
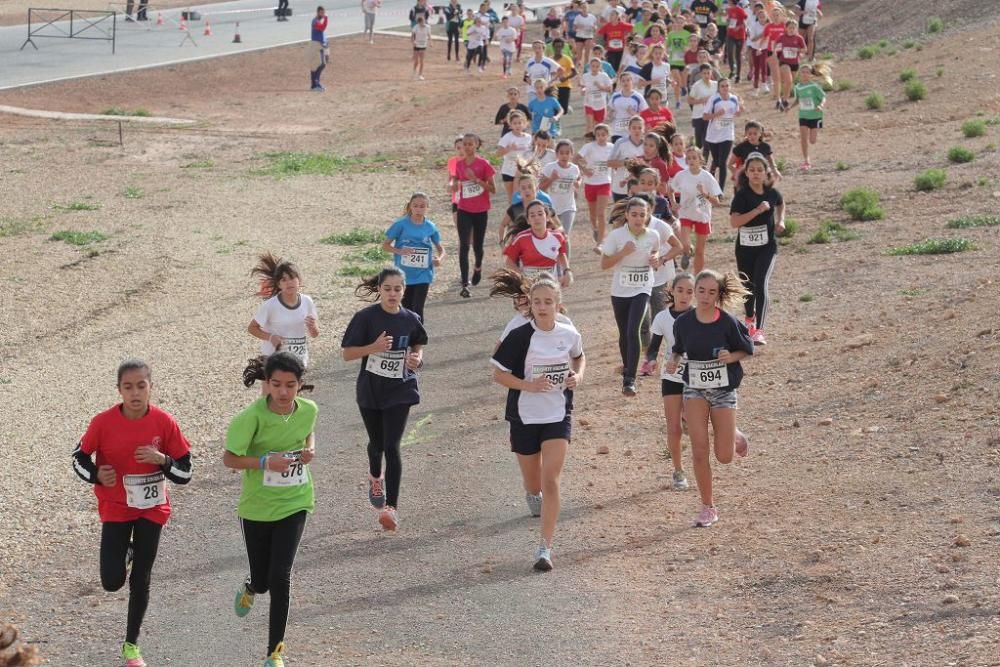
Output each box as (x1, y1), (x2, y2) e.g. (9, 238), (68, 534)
(557, 86), (571, 113)
(707, 140), (733, 192)
(726, 37), (745, 79)
(403, 283), (430, 322)
(736, 245), (777, 330)
(360, 403), (412, 508)
(606, 50), (623, 73)
(465, 46), (485, 69)
(611, 293), (650, 384)
(241, 510), (308, 656)
(691, 118), (709, 159)
(456, 209), (488, 285)
(447, 25), (461, 60)
(640, 283), (667, 348)
(100, 519), (163, 645)
(310, 62), (325, 88)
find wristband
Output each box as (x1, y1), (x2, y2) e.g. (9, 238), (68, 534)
(259, 455), (268, 470)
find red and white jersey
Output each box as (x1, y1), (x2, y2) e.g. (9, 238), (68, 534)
(504, 229), (567, 272)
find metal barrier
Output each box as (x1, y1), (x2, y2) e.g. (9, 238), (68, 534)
(20, 8), (118, 53)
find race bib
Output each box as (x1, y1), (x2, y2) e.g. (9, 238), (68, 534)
(718, 117), (734, 129)
(740, 224), (768, 247)
(613, 116), (629, 132)
(587, 89), (605, 103)
(695, 14), (708, 24)
(671, 50), (683, 62)
(687, 359), (729, 389)
(400, 246), (430, 269)
(799, 97), (815, 111)
(263, 451), (308, 487)
(282, 336), (307, 359)
(522, 264), (556, 279)
(540, 117), (552, 132)
(554, 178), (574, 194)
(728, 18), (737, 28)
(532, 360), (570, 390)
(366, 349), (407, 379)
(782, 47), (798, 60)
(663, 357), (686, 383)
(462, 180), (484, 199)
(618, 265), (651, 288)
(124, 473), (166, 510)
(594, 162), (609, 176)
(609, 38), (623, 49)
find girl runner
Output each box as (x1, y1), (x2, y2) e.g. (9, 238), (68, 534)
(465, 16), (489, 74)
(528, 79), (564, 138)
(600, 196), (661, 396)
(226, 352), (317, 667)
(498, 169), (551, 245)
(581, 57), (614, 133)
(665, 269), (752, 527)
(450, 132), (496, 298)
(509, 3), (526, 60)
(665, 18), (692, 108)
(730, 152), (784, 345)
(702, 78), (743, 194)
(762, 9), (786, 100)
(444, 0), (463, 61)
(775, 19), (806, 110)
(670, 145), (722, 274)
(670, 133), (689, 169)
(687, 63), (717, 159)
(723, 0), (748, 82)
(538, 139), (582, 256)
(640, 88), (675, 129)
(362, 0), (380, 43)
(572, 1), (598, 67)
(794, 0), (821, 61)
(73, 359), (192, 667)
(643, 22), (666, 46)
(607, 115), (647, 202)
(496, 16), (518, 78)
(630, 187), (682, 351)
(503, 200), (572, 285)
(412, 15), (431, 80)
(382, 192), (446, 322)
(529, 130), (557, 169)
(785, 63), (827, 170)
(495, 87), (532, 137)
(597, 9), (633, 72)
(341, 267), (428, 530)
(497, 110), (534, 202)
(643, 273), (695, 490)
(576, 123), (614, 246)
(729, 120), (780, 187)
(492, 274), (585, 571)
(747, 4), (769, 95)
(638, 44), (671, 99)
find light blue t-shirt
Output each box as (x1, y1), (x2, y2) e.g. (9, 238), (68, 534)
(527, 95), (563, 135)
(511, 191), (553, 206)
(385, 216), (441, 286)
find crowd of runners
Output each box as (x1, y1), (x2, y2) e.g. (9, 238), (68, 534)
(72, 1), (832, 665)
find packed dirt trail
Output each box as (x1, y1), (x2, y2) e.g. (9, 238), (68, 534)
(2, 2), (1000, 665)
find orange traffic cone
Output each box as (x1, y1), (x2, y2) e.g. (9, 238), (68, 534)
(203, 19), (212, 36)
(232, 21), (242, 43)
(155, 12), (164, 26)
(179, 15), (187, 30)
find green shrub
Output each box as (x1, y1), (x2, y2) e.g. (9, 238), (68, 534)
(961, 120), (986, 138)
(775, 157), (788, 173)
(808, 221), (859, 244)
(52, 200), (100, 211)
(858, 45), (878, 60)
(799, 293), (814, 302)
(124, 186), (144, 199)
(319, 229), (385, 245)
(914, 168), (946, 191)
(834, 80), (855, 91)
(927, 16), (943, 33)
(915, 43), (923, 51)
(49, 230), (108, 245)
(840, 188), (885, 221)
(904, 79), (927, 101)
(899, 68), (917, 83)
(888, 239), (974, 255)
(947, 146), (975, 164)
(945, 215), (1000, 229)
(878, 39), (889, 48)
(835, 161), (850, 171)
(902, 39), (917, 49)
(778, 218), (799, 238)
(101, 107), (151, 117)
(865, 92), (885, 110)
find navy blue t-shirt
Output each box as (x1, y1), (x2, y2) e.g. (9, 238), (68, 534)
(672, 309), (753, 390)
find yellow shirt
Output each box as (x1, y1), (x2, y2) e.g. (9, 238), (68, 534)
(555, 54), (575, 88)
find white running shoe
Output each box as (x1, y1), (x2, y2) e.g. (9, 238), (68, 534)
(525, 493), (542, 517)
(533, 545), (553, 571)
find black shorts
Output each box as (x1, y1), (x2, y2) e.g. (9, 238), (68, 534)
(574, 36), (590, 43)
(799, 20), (816, 30)
(782, 62), (800, 72)
(670, 64), (684, 72)
(509, 416), (571, 455)
(661, 379), (685, 396)
(451, 202), (458, 213)
(612, 192), (629, 202)
(414, 46), (427, 52)
(799, 117), (823, 129)
(502, 173), (515, 182)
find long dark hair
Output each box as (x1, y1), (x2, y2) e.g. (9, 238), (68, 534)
(355, 266), (406, 301)
(735, 153), (774, 192)
(251, 252), (302, 298)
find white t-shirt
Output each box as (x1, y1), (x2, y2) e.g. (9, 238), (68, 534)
(412, 24), (432, 48)
(800, 0), (820, 25)
(498, 131), (533, 177)
(253, 294), (318, 365)
(600, 225), (661, 297)
(650, 307), (688, 382)
(608, 135), (644, 195)
(509, 14), (525, 31)
(748, 16), (766, 50)
(525, 56), (561, 86)
(531, 148), (557, 169)
(581, 71), (613, 110)
(500, 312), (574, 340)
(573, 12), (597, 38)
(671, 152), (688, 170)
(541, 161), (581, 213)
(648, 216), (676, 287)
(688, 78), (718, 120)
(600, 3), (622, 22)
(496, 26), (517, 51)
(669, 168), (722, 223)
(704, 94), (740, 144)
(608, 91), (647, 136)
(577, 141), (614, 186)
(467, 24), (488, 49)
(644, 61), (671, 96)
(363, 0), (379, 14)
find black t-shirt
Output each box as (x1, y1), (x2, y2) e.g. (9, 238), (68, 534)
(691, 0), (716, 25)
(729, 185), (783, 250)
(732, 140), (772, 163)
(672, 309), (753, 390)
(409, 3), (430, 24)
(342, 303), (429, 409)
(444, 3), (462, 26)
(543, 16), (562, 39)
(699, 36), (723, 55)
(495, 102), (532, 136)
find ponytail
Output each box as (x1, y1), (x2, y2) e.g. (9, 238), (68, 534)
(251, 252), (302, 299)
(695, 269), (751, 311)
(354, 266), (406, 301)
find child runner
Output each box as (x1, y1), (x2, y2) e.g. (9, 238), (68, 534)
(492, 274), (585, 571)
(597, 9), (633, 72)
(762, 9), (786, 101)
(775, 19), (806, 110)
(729, 120), (780, 186)
(496, 16), (518, 78)
(631, 187), (682, 351)
(785, 63), (826, 170)
(538, 139), (582, 256)
(665, 18), (691, 108)
(524, 40), (563, 91)
(607, 115), (647, 202)
(730, 152), (784, 345)
(724, 0), (748, 82)
(226, 352), (317, 667)
(576, 123), (614, 246)
(509, 2), (526, 60)
(687, 64), (718, 160)
(382, 193), (446, 322)
(498, 110), (534, 202)
(550, 37), (578, 113)
(309, 7), (329, 92)
(795, 0), (821, 61)
(638, 44), (671, 100)
(362, 0), (380, 43)
(643, 273), (695, 490)
(572, 1), (598, 67)
(529, 130), (558, 169)
(444, 0), (463, 60)
(495, 87), (532, 137)
(640, 88), (675, 130)
(528, 79), (564, 138)
(450, 133), (496, 297)
(412, 15), (432, 80)
(73, 359), (192, 667)
(670, 133), (689, 169)
(342, 267), (428, 530)
(503, 199), (572, 284)
(600, 196), (660, 396)
(670, 145), (722, 274)
(702, 78), (743, 195)
(747, 4), (769, 96)
(665, 269), (752, 527)
(592, 44), (619, 80)
(499, 170), (551, 244)
(465, 16), (489, 74)
(581, 57), (614, 134)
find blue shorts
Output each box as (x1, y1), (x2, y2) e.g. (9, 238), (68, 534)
(682, 386), (738, 409)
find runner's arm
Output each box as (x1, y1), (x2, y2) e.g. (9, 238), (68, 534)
(223, 450), (292, 472)
(161, 453), (193, 485)
(72, 442), (99, 484)
(645, 334), (663, 362)
(248, 320), (282, 347)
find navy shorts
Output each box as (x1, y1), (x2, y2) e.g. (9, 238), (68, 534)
(661, 379), (685, 396)
(509, 416), (571, 455)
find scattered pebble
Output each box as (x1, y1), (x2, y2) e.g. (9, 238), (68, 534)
(942, 594), (960, 605)
(934, 393), (950, 404)
(596, 445), (610, 455)
(814, 655), (829, 667)
(936, 563), (951, 574)
(818, 418), (833, 426)
(953, 534), (971, 547)
(623, 449), (633, 457)
(793, 419), (801, 428)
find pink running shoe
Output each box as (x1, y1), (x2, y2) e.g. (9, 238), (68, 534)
(735, 430), (749, 458)
(694, 505), (718, 528)
(751, 329), (767, 346)
(379, 506), (399, 531)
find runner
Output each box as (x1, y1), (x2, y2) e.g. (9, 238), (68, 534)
(723, 0), (748, 82)
(444, 0), (463, 61)
(691, 0), (717, 29)
(638, 43), (671, 99)
(529, 130), (558, 169)
(702, 77), (743, 194)
(450, 133), (496, 297)
(494, 86), (532, 137)
(775, 19), (806, 110)
(664, 269), (752, 527)
(538, 140), (582, 256)
(794, 0), (822, 61)
(670, 145), (722, 274)
(498, 110), (535, 202)
(600, 196), (661, 396)
(509, 2), (526, 60)
(591, 44), (619, 80)
(608, 115), (647, 203)
(503, 200), (572, 284)
(491, 274), (585, 571)
(746, 3), (769, 96)
(784, 63), (827, 170)
(225, 352), (317, 667)
(639, 88), (675, 131)
(631, 187), (682, 350)
(412, 15), (432, 80)
(563, 1), (581, 59)
(608, 73), (647, 142)
(597, 9), (633, 72)
(762, 8), (786, 101)
(643, 22), (666, 47)
(362, 0), (380, 44)
(340, 267), (427, 533)
(729, 119), (780, 187)
(382, 193), (446, 322)
(497, 16), (518, 78)
(581, 57), (613, 134)
(643, 272), (695, 490)
(572, 1), (598, 67)
(730, 152), (784, 345)
(528, 79), (565, 138)
(550, 37), (578, 114)
(576, 123), (614, 247)
(542, 6), (563, 42)
(498, 169), (552, 245)
(73, 359), (192, 667)
(524, 40), (563, 91)
(465, 16), (490, 74)
(665, 17), (692, 109)
(688, 64), (718, 160)
(670, 132), (689, 169)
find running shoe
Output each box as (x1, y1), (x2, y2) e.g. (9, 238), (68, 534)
(419, 75), (425, 81)
(680, 253), (690, 270)
(639, 359), (655, 377)
(680, 86), (687, 96)
(774, 100), (782, 111)
(368, 474), (386, 509)
(264, 642), (286, 667)
(762, 83), (771, 93)
(735, 430), (749, 458)
(751, 87), (760, 98)
(234, 576), (255, 617)
(379, 506), (399, 531)
(533, 544), (553, 571)
(800, 161), (812, 171)
(743, 316), (755, 330)
(459, 285), (471, 298)
(694, 505), (718, 527)
(751, 329), (767, 346)
(122, 642), (146, 667)
(525, 492), (543, 517)
(471, 268), (482, 286)
(675, 99), (681, 110)
(622, 382), (637, 397)
(672, 469), (690, 491)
